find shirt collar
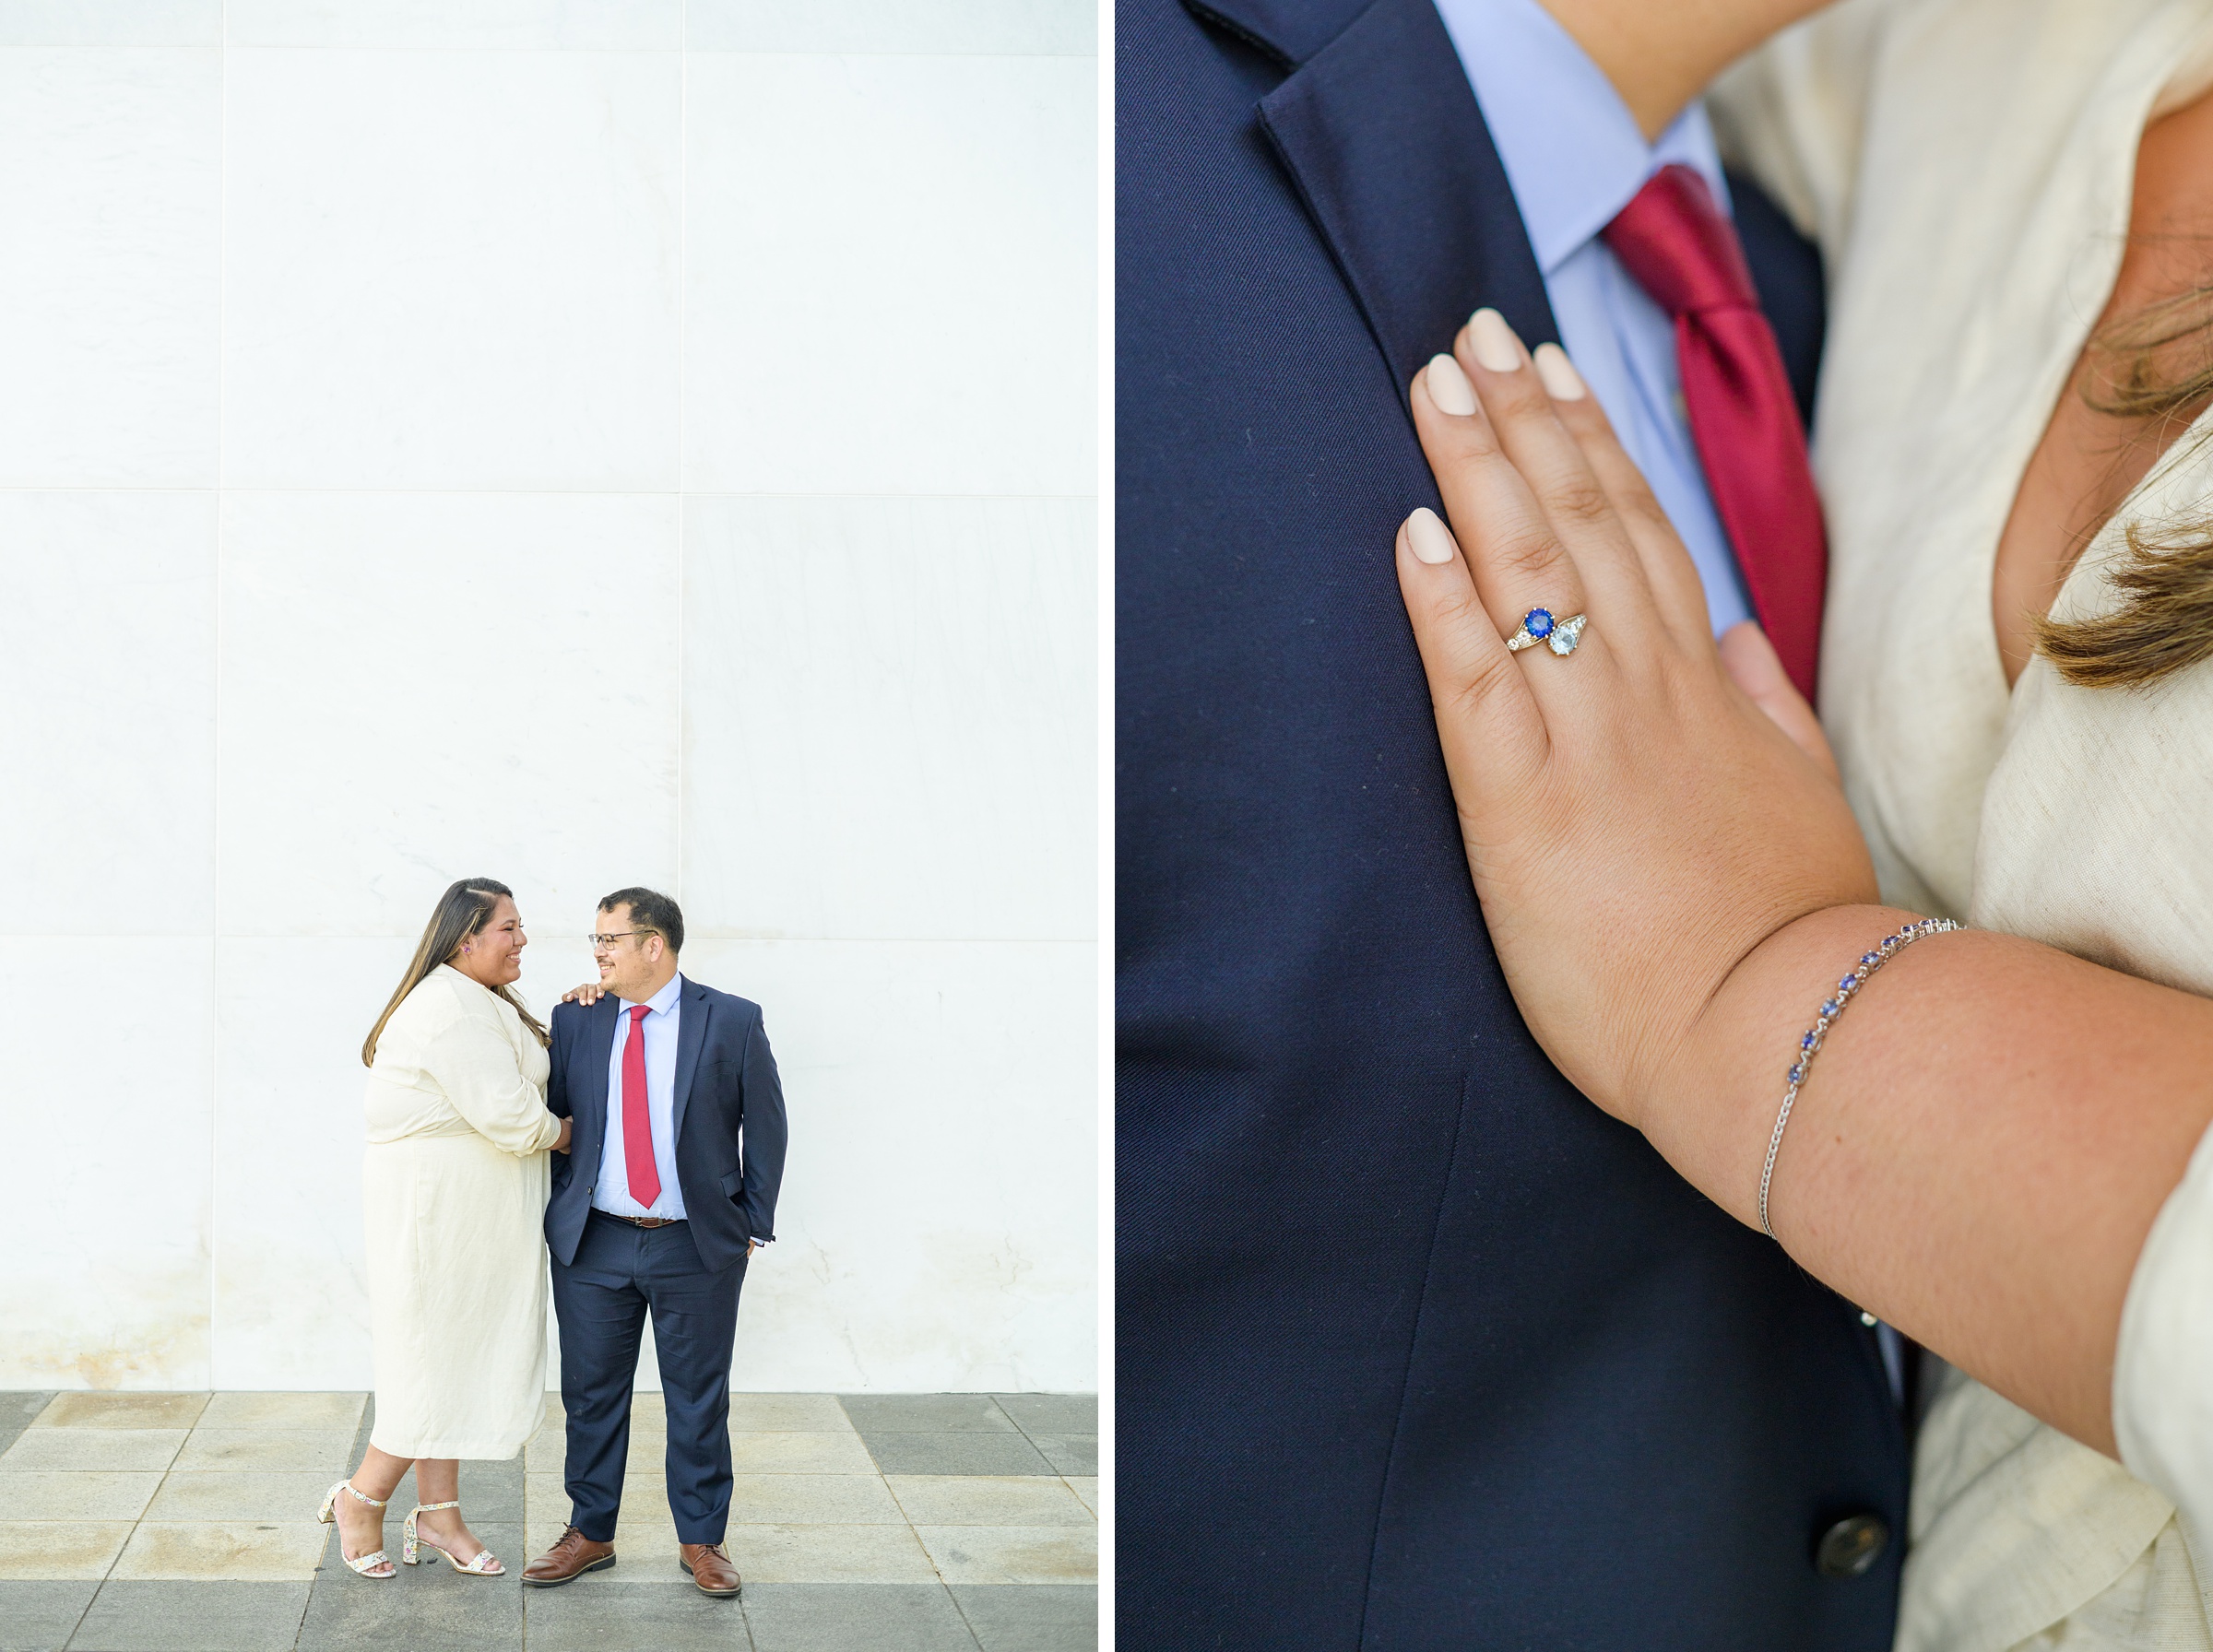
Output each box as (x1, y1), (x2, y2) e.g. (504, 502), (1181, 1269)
(1431, 0), (1731, 277)
(621, 973), (683, 1018)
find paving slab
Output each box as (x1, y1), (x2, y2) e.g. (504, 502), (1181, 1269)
(742, 1582), (979, 1652)
(0, 1434), (185, 1474)
(727, 1395), (852, 1434)
(728, 1475), (903, 1526)
(951, 1583), (1096, 1652)
(524, 1575), (751, 1651)
(915, 1526), (1097, 1586)
(1026, 1435), (1096, 1475)
(837, 1397), (1014, 1435)
(854, 1434), (1052, 1478)
(32, 1397), (206, 1433)
(297, 1557), (524, 1650)
(986, 1396), (1095, 1436)
(0, 1523), (133, 1580)
(67, 1579), (308, 1652)
(0, 1476), (160, 1523)
(112, 1519), (329, 1581)
(1064, 1477), (1097, 1516)
(0, 1395), (58, 1450)
(730, 1433), (876, 1474)
(885, 1476), (1091, 1528)
(726, 1523), (940, 1585)
(171, 1429), (355, 1474)
(0, 1579), (96, 1652)
(198, 1394), (364, 1432)
(144, 1470), (334, 1523)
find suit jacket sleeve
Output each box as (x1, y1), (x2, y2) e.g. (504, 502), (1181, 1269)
(740, 1010), (787, 1244)
(547, 1005), (573, 1120)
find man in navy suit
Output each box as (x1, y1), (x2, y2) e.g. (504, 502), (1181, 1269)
(522, 887), (787, 1599)
(1118, 0), (1905, 1646)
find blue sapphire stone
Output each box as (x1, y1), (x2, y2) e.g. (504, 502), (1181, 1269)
(1523, 608), (1555, 639)
(1821, 1000), (1840, 1018)
(1861, 953), (1880, 967)
(1801, 1032), (1817, 1051)
(1840, 975), (1859, 994)
(1789, 1064), (1804, 1084)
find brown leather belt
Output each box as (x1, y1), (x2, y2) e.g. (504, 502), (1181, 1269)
(600, 1211), (683, 1229)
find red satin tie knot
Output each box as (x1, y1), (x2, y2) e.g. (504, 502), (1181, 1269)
(1602, 164), (1757, 316)
(1597, 162), (1829, 703)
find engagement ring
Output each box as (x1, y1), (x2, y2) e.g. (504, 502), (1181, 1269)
(1506, 608), (1587, 655)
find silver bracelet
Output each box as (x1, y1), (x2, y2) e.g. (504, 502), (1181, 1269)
(1757, 916), (1961, 1238)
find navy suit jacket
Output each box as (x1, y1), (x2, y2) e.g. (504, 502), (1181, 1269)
(1117, 0), (1905, 1647)
(545, 977), (787, 1275)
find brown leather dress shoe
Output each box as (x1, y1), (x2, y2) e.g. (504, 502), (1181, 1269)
(521, 1526), (616, 1587)
(680, 1541), (741, 1597)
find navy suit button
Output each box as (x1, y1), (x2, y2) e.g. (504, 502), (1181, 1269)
(1814, 1514), (1889, 1578)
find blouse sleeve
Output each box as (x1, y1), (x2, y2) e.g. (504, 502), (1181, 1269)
(1707, 0), (1896, 260)
(2112, 1117), (2213, 1538)
(419, 987), (562, 1157)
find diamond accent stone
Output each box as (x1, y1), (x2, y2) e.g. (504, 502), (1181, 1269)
(1548, 613), (1587, 655)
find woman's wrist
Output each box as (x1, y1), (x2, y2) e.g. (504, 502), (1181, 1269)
(1643, 903), (1923, 1230)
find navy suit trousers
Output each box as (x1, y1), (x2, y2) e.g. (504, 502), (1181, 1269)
(551, 1210), (748, 1544)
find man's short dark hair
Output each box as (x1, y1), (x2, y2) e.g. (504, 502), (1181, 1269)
(599, 886), (684, 955)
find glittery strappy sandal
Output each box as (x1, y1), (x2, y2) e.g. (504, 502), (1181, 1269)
(404, 1501), (505, 1575)
(316, 1480), (396, 1578)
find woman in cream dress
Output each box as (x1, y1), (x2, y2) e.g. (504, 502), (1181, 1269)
(319, 878), (569, 1579)
(1357, 2), (2213, 1647)
(1710, 5), (2213, 1644)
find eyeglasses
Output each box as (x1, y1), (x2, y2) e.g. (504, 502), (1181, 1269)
(587, 930), (657, 951)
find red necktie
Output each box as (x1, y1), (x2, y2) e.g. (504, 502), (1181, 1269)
(621, 1003), (660, 1209)
(1602, 164), (1828, 703)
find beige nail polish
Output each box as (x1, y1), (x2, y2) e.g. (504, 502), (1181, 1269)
(1468, 308), (1522, 372)
(1406, 507), (1458, 565)
(1425, 352), (1476, 416)
(1533, 343), (1587, 401)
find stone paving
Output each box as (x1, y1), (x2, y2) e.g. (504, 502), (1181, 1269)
(0, 1389), (1096, 1651)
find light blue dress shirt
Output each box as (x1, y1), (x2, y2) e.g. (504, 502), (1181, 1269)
(1430, 0), (1755, 636)
(593, 971), (687, 1221)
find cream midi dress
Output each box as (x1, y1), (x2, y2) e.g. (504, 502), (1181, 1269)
(1715, 3), (2213, 1645)
(362, 964), (562, 1460)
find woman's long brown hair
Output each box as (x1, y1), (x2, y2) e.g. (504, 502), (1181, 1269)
(361, 878), (550, 1066)
(2035, 284), (2213, 688)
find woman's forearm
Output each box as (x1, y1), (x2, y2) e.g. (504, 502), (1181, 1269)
(1651, 904), (2213, 1454)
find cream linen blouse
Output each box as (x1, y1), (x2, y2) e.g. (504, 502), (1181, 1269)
(1713, 3), (2213, 1646)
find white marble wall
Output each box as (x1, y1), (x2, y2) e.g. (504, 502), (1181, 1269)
(0, 0), (1096, 1394)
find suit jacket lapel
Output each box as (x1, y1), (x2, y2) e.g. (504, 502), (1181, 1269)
(579, 997), (619, 1166)
(670, 979), (710, 1147)
(1196, 0), (1558, 394)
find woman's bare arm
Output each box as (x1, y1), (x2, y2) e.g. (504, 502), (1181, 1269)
(1663, 907), (2213, 1454)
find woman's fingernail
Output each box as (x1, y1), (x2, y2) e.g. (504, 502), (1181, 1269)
(1425, 352), (1476, 416)
(1468, 307), (1522, 372)
(1405, 506), (1458, 565)
(1533, 343), (1587, 400)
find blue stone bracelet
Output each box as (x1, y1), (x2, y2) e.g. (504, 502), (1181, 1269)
(1757, 916), (1962, 1238)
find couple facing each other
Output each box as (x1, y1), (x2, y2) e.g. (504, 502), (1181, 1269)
(1124, 0), (2213, 1647)
(317, 879), (787, 1599)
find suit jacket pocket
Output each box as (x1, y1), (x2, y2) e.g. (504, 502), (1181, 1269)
(719, 1167), (745, 1201)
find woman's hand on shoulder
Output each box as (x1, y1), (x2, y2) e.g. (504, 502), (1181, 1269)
(562, 983), (606, 1006)
(1395, 312), (1875, 1124)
